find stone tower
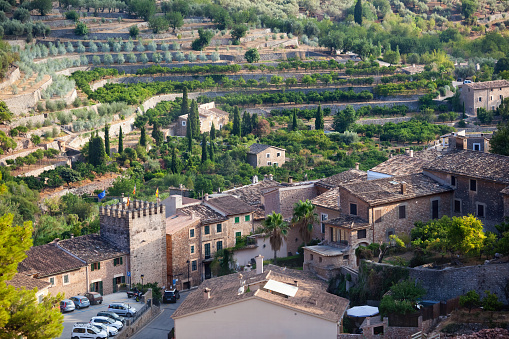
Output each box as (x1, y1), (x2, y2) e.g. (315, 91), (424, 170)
(99, 200), (167, 288)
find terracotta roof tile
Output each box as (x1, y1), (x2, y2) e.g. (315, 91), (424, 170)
(248, 143), (285, 154)
(222, 180), (282, 219)
(325, 215), (369, 229)
(463, 80), (509, 90)
(311, 188), (340, 211)
(58, 234), (127, 264)
(206, 195), (255, 216)
(316, 169), (367, 189)
(18, 243), (85, 278)
(178, 204), (228, 224)
(6, 273), (51, 291)
(369, 155), (430, 176)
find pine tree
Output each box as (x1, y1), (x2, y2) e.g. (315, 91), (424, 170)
(186, 119), (193, 151)
(315, 104), (324, 130)
(354, 0), (363, 25)
(201, 134), (208, 163)
(210, 122), (216, 140)
(232, 106), (241, 137)
(292, 109), (298, 131)
(118, 127), (124, 153)
(104, 124), (110, 156)
(181, 86), (188, 116)
(209, 141), (214, 162)
(140, 126), (147, 146)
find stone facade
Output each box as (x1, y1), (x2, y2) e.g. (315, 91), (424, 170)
(88, 255), (128, 295)
(99, 200), (167, 287)
(247, 146), (286, 168)
(174, 102), (229, 137)
(460, 80), (509, 115)
(46, 267), (87, 299)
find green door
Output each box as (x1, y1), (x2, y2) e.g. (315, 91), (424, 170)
(90, 283), (94, 292)
(113, 278), (117, 293)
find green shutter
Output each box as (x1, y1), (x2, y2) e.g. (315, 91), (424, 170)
(113, 278), (117, 293)
(121, 276), (125, 284)
(91, 264), (94, 271)
(90, 283), (94, 292)
(113, 259), (116, 266)
(120, 257), (123, 265)
(99, 281), (103, 295)
(97, 262), (100, 270)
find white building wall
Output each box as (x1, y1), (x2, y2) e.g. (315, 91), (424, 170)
(174, 298), (338, 339)
(233, 237), (288, 267)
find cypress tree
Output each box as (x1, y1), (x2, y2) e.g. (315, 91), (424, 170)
(354, 0), (362, 25)
(104, 124), (110, 156)
(210, 122), (216, 140)
(292, 109), (298, 131)
(181, 86), (189, 116)
(186, 118), (193, 151)
(251, 113), (259, 130)
(209, 141), (214, 162)
(189, 100), (200, 138)
(118, 126), (123, 153)
(201, 134), (207, 163)
(232, 106), (241, 137)
(140, 126), (147, 146)
(171, 147), (177, 173)
(89, 132), (106, 167)
(242, 111), (251, 135)
(315, 104), (324, 130)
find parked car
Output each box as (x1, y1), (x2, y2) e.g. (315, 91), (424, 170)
(70, 296), (90, 309)
(90, 322), (118, 337)
(71, 322), (108, 339)
(90, 316), (123, 331)
(60, 299), (76, 313)
(108, 303), (136, 317)
(85, 292), (103, 305)
(96, 311), (125, 325)
(463, 80), (472, 84)
(163, 289), (180, 303)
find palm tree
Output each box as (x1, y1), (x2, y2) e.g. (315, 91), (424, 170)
(291, 200), (318, 246)
(262, 212), (290, 262)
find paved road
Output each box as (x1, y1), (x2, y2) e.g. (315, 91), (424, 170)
(131, 291), (189, 339)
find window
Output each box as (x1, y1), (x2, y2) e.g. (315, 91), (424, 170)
(113, 257), (123, 266)
(49, 277), (54, 286)
(473, 143), (481, 151)
(91, 262), (100, 271)
(216, 223), (222, 233)
(266, 153), (270, 158)
(209, 121), (212, 126)
(374, 209), (382, 223)
(217, 241), (223, 251)
(310, 254), (314, 261)
(234, 217), (240, 223)
(470, 179), (477, 192)
(431, 199), (439, 219)
(319, 257), (322, 263)
(451, 175), (456, 186)
(491, 106), (495, 111)
(189, 228), (195, 238)
(204, 243), (211, 258)
(399, 205), (406, 219)
(236, 231), (242, 238)
(277, 152), (281, 157)
(204, 225), (210, 235)
(182, 120), (186, 126)
(490, 95), (493, 100)
(63, 274), (69, 285)
(477, 204), (485, 218)
(500, 95), (503, 99)
(357, 229), (367, 239)
(273, 162), (278, 167)
(321, 213), (328, 234)
(478, 97), (482, 102)
(267, 161), (272, 166)
(245, 215), (250, 222)
(191, 260), (197, 271)
(350, 203), (357, 216)
(454, 199), (461, 213)
(190, 245), (195, 254)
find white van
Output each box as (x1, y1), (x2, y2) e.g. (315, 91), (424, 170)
(71, 323), (108, 339)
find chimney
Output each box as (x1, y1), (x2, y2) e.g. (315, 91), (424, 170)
(168, 195), (182, 217)
(70, 234), (74, 239)
(409, 150), (414, 157)
(264, 174), (268, 181)
(294, 280), (299, 287)
(255, 255), (264, 274)
(204, 193), (209, 201)
(355, 162), (360, 170)
(400, 182), (407, 195)
(204, 287), (211, 300)
(269, 174), (273, 181)
(191, 211), (196, 220)
(288, 177), (293, 184)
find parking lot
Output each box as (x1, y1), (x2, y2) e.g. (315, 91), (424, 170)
(58, 292), (140, 339)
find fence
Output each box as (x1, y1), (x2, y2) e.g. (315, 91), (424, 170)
(387, 297), (459, 327)
(128, 302), (149, 326)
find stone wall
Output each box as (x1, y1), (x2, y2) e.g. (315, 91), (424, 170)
(4, 75), (53, 115)
(46, 267), (88, 299)
(18, 159), (71, 177)
(357, 116), (413, 125)
(116, 306), (161, 339)
(9, 113), (47, 128)
(0, 147), (44, 165)
(0, 67), (20, 92)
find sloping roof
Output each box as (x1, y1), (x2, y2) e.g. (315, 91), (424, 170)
(248, 143), (285, 154)
(325, 215), (370, 229)
(311, 188), (339, 211)
(370, 155), (430, 176)
(58, 234), (127, 264)
(502, 187), (509, 195)
(18, 243), (85, 278)
(423, 150), (509, 184)
(6, 273), (51, 291)
(316, 169), (367, 189)
(178, 204), (228, 224)
(206, 195), (255, 216)
(463, 80), (509, 90)
(172, 265), (348, 322)
(166, 214), (201, 235)
(339, 173), (453, 206)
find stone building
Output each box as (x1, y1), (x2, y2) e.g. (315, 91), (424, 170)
(459, 79), (509, 115)
(439, 131), (492, 153)
(174, 102), (229, 137)
(246, 143), (286, 168)
(7, 273), (51, 303)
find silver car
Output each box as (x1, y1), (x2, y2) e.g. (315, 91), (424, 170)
(70, 296), (90, 309)
(60, 299), (76, 313)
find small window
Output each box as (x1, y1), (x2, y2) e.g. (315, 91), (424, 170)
(190, 245), (195, 254)
(235, 231), (241, 238)
(63, 274), (69, 284)
(277, 152), (281, 157)
(49, 277), (54, 286)
(113, 257), (123, 266)
(319, 257), (322, 263)
(266, 153), (270, 158)
(38, 294), (43, 303)
(182, 120), (186, 126)
(209, 121), (212, 126)
(217, 241), (223, 251)
(234, 217), (240, 223)
(191, 260), (197, 271)
(473, 143), (481, 151)
(451, 175), (456, 186)
(431, 199), (439, 219)
(491, 106), (495, 111)
(91, 262), (100, 271)
(204, 225), (210, 235)
(477, 204), (485, 218)
(245, 215), (250, 222)
(478, 97), (482, 102)
(470, 179), (477, 192)
(273, 162), (278, 167)
(267, 161), (272, 166)
(321, 213), (328, 234)
(310, 254), (314, 261)
(490, 95), (493, 100)
(374, 209), (382, 223)
(216, 223), (222, 233)
(350, 203), (357, 216)
(454, 199), (461, 213)
(190, 229), (195, 238)
(357, 229), (367, 239)
(500, 95), (503, 99)
(399, 205), (406, 219)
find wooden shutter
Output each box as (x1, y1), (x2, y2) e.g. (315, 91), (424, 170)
(97, 262), (100, 270)
(90, 283), (94, 292)
(120, 257), (123, 265)
(121, 276), (125, 284)
(91, 264), (94, 271)
(113, 278), (117, 293)
(99, 281), (103, 295)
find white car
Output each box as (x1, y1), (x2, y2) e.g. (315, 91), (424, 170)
(90, 316), (123, 331)
(91, 323), (118, 337)
(72, 323), (108, 339)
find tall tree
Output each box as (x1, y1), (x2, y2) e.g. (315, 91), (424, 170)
(210, 122), (216, 140)
(0, 101), (12, 123)
(262, 212), (290, 261)
(104, 124), (110, 156)
(232, 106), (241, 137)
(88, 132), (106, 167)
(118, 126), (124, 153)
(186, 119), (193, 151)
(333, 105), (357, 132)
(181, 87), (189, 117)
(251, 113), (259, 129)
(354, 0), (363, 25)
(242, 111), (251, 135)
(291, 109), (298, 131)
(292, 200), (317, 246)
(140, 126), (147, 146)
(171, 147), (178, 173)
(490, 122), (509, 156)
(209, 141), (214, 162)
(315, 104), (324, 130)
(152, 123), (164, 146)
(201, 134), (208, 163)
(189, 100), (200, 138)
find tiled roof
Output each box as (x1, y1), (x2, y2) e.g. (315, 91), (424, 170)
(316, 169), (367, 189)
(325, 215), (369, 229)
(339, 173), (453, 206)
(58, 234), (127, 264)
(423, 150), (509, 184)
(166, 214), (201, 235)
(172, 265), (348, 322)
(463, 80), (509, 90)
(369, 155), (430, 176)
(248, 143), (285, 154)
(413, 148), (449, 162)
(311, 188), (339, 211)
(18, 243), (85, 278)
(502, 187), (509, 195)
(206, 195), (255, 216)
(178, 204), (228, 224)
(223, 180), (282, 219)
(6, 273), (51, 291)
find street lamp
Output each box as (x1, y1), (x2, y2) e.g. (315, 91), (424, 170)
(141, 274), (144, 287)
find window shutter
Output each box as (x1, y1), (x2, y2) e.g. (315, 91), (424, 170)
(113, 259), (116, 267)
(91, 264), (94, 271)
(99, 281), (103, 295)
(90, 283), (94, 292)
(121, 276), (125, 284)
(120, 257), (123, 265)
(113, 278), (117, 293)
(98, 262), (100, 270)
